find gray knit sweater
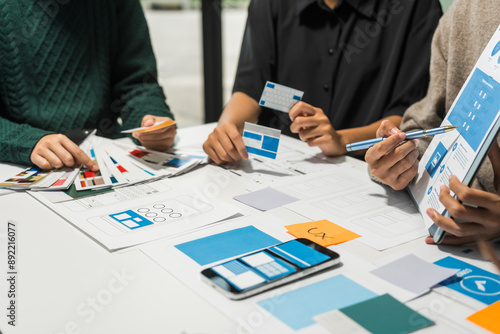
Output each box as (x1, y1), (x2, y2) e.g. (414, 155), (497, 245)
(400, 0), (500, 192)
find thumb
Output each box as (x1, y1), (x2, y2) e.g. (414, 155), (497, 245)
(141, 115), (156, 127)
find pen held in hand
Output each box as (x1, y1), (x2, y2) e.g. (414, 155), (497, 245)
(346, 125), (458, 152)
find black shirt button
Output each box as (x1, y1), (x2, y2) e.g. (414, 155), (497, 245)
(323, 84), (329, 91)
(328, 48), (334, 55)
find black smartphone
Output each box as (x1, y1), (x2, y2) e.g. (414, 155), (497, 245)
(200, 238), (340, 300)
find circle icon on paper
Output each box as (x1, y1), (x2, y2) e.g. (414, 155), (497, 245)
(427, 186), (433, 195)
(460, 276), (500, 296)
(492, 40), (500, 57)
(440, 165), (445, 173)
(453, 143), (458, 151)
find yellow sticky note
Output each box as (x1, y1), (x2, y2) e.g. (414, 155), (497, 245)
(467, 300), (500, 333)
(285, 219), (360, 247)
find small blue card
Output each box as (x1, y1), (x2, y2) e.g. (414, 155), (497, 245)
(434, 256), (500, 305)
(243, 122), (281, 159)
(259, 81), (304, 113)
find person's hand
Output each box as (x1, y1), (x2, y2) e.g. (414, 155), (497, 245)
(202, 123), (248, 165)
(425, 175), (500, 245)
(365, 120), (420, 190)
(31, 134), (98, 171)
(289, 102), (344, 156)
(133, 115), (177, 151)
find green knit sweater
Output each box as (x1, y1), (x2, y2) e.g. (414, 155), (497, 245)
(0, 0), (174, 165)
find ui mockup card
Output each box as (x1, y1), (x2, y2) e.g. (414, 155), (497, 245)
(121, 120), (176, 133)
(259, 81), (304, 113)
(243, 122), (281, 159)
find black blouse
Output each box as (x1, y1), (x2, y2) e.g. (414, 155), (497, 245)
(233, 0), (443, 136)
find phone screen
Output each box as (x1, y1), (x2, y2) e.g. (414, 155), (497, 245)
(202, 239), (340, 298)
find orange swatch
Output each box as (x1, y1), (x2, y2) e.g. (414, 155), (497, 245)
(285, 219), (360, 247)
(467, 300), (500, 333)
(121, 120), (176, 133)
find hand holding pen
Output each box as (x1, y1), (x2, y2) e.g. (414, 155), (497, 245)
(364, 121), (457, 191)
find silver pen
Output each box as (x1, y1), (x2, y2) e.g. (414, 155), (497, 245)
(346, 125), (458, 152)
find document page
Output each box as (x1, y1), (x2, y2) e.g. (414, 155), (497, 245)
(409, 25), (500, 229)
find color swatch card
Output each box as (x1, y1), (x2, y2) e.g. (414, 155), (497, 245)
(127, 147), (202, 176)
(242, 122), (281, 159)
(434, 256), (500, 305)
(257, 274), (377, 330)
(75, 146), (113, 191)
(259, 81), (304, 113)
(285, 219), (361, 247)
(121, 120), (176, 133)
(314, 294), (434, 334)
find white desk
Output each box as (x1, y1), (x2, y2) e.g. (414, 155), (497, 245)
(0, 124), (494, 334)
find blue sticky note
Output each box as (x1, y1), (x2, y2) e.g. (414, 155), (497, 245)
(174, 226), (281, 266)
(258, 275), (377, 330)
(434, 256), (500, 305)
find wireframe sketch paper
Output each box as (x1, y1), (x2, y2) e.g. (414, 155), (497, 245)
(409, 25), (500, 231)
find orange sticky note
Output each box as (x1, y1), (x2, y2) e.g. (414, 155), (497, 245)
(121, 120), (177, 133)
(285, 219), (360, 247)
(467, 300), (500, 333)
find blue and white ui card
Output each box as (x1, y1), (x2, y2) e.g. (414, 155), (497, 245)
(259, 81), (304, 113)
(243, 122), (281, 159)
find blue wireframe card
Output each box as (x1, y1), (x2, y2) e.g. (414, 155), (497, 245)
(259, 81), (304, 113)
(243, 122), (281, 159)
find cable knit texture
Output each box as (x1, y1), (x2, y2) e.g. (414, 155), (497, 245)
(0, 0), (173, 165)
(399, 0), (500, 192)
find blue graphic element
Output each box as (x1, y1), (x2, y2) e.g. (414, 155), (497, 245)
(293, 95), (301, 101)
(266, 82), (275, 89)
(175, 226), (281, 266)
(448, 68), (500, 152)
(434, 256), (500, 305)
(258, 275), (377, 330)
(452, 143), (458, 151)
(440, 165), (446, 173)
(425, 142), (448, 178)
(427, 186), (433, 195)
(109, 210), (153, 229)
(270, 240), (330, 268)
(243, 131), (262, 141)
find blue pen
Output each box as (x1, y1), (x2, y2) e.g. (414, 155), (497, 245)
(346, 125), (457, 152)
